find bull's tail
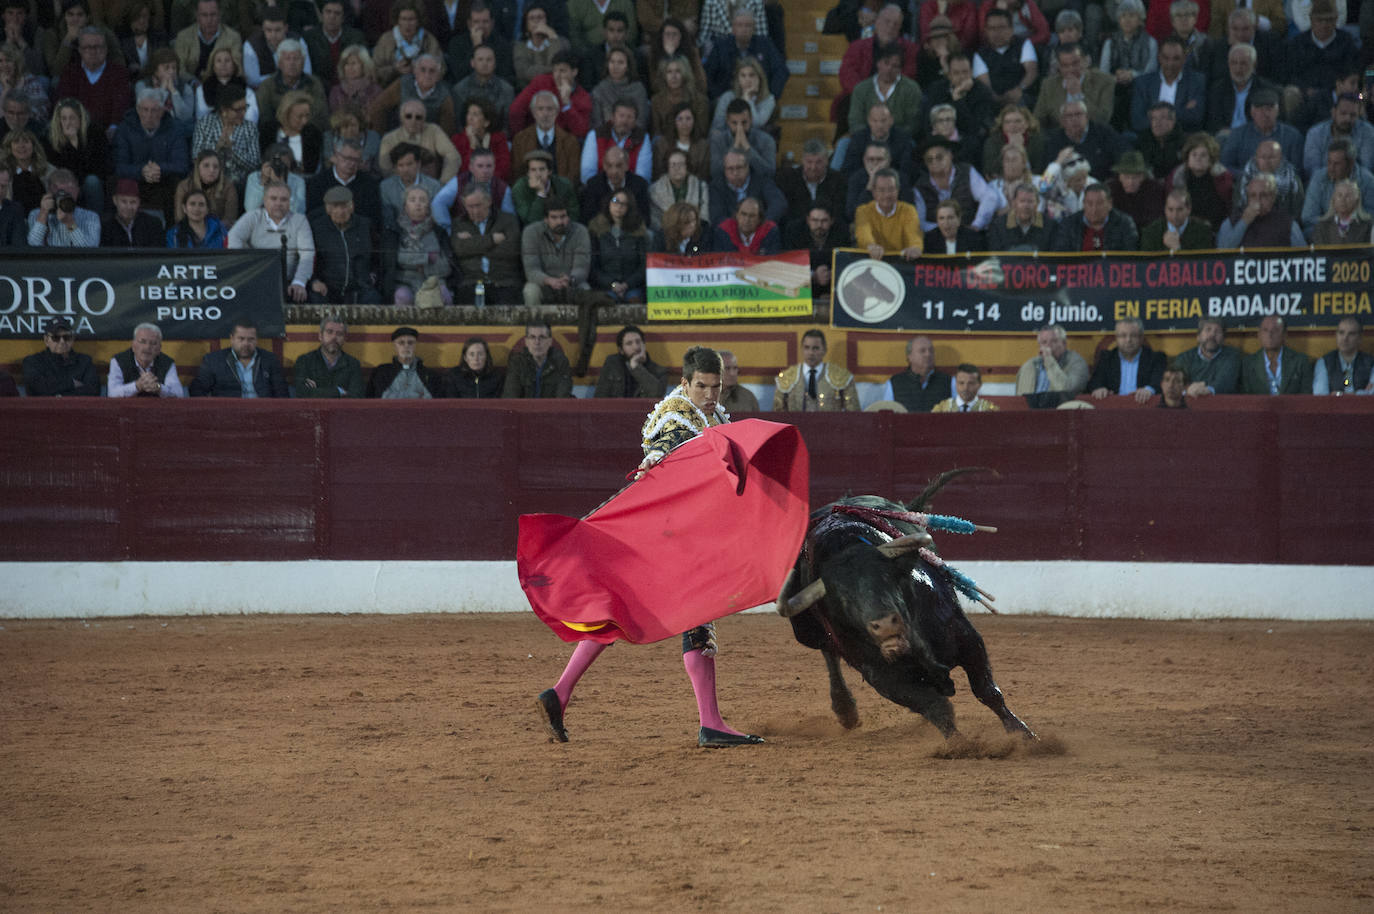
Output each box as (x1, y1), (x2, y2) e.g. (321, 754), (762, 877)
(906, 467), (999, 513)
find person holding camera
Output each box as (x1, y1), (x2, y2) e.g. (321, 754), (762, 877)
(25, 168), (99, 246)
(243, 141), (305, 214)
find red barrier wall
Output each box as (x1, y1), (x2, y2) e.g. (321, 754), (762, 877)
(2, 399), (1370, 565)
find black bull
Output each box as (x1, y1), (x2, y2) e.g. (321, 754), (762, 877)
(778, 495), (1035, 739)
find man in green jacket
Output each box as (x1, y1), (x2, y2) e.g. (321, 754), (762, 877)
(293, 316), (365, 398)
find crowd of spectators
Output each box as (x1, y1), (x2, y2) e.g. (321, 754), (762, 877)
(10, 313), (1369, 406)
(2, 0), (1371, 292)
(2, 0), (1363, 281)
(1, 0), (1372, 400)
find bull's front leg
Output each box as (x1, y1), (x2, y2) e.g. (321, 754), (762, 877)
(863, 668), (958, 737)
(956, 627), (1036, 739)
(823, 648), (859, 729)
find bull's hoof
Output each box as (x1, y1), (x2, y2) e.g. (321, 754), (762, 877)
(698, 727), (765, 748)
(536, 688), (568, 743)
(832, 699), (860, 730)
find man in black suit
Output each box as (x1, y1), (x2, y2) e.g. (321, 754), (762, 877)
(708, 149), (787, 228)
(1088, 317), (1167, 404)
(303, 1), (365, 88)
(580, 145), (650, 226)
(841, 102), (916, 182)
(1205, 42), (1281, 137)
(922, 199), (985, 253)
(305, 138), (382, 226)
(775, 139), (846, 232)
(1052, 184), (1139, 252)
(189, 320), (289, 398)
(450, 184), (522, 305)
(445, 1), (518, 84)
(987, 181), (1055, 251)
(99, 179), (163, 248)
(1042, 99), (1123, 181)
(1139, 188), (1215, 252)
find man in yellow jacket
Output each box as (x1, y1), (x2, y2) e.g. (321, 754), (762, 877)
(854, 168), (923, 260)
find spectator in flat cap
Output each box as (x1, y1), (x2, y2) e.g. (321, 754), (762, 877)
(21, 317), (100, 397)
(366, 326), (441, 399)
(1219, 87), (1302, 172)
(309, 185), (382, 305)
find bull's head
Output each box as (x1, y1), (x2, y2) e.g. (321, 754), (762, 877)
(779, 532), (934, 661)
(778, 532), (930, 620)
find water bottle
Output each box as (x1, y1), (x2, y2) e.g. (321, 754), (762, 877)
(475, 279), (485, 308)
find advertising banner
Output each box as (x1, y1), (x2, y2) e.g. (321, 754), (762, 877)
(647, 250), (812, 320)
(830, 246), (1374, 334)
(0, 249), (285, 340)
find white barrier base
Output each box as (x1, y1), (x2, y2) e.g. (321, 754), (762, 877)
(2, 561), (1371, 620)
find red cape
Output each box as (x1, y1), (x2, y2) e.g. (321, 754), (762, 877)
(517, 419), (810, 644)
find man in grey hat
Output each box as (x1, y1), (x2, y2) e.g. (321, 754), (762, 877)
(21, 317), (100, 397)
(308, 185), (381, 304)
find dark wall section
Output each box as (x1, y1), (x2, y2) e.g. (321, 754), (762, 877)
(1, 399), (1370, 565)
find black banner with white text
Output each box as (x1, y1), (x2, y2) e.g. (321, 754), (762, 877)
(830, 246), (1374, 334)
(0, 249), (285, 340)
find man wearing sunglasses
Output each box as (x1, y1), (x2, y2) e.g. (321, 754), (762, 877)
(21, 316), (100, 397)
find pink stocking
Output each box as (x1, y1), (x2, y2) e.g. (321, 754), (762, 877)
(682, 650), (744, 735)
(553, 640), (607, 709)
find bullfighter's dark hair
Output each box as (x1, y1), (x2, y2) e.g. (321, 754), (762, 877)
(681, 346), (721, 380)
(956, 362), (981, 378)
(802, 328), (827, 348)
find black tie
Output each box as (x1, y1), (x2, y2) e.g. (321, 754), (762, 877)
(807, 368), (817, 399)
(961, 403), (970, 412)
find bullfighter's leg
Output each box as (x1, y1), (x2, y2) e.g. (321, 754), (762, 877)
(957, 628), (1036, 739)
(537, 640), (608, 742)
(822, 648), (860, 729)
(684, 626), (764, 747)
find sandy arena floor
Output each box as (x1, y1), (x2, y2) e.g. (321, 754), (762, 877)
(1, 612), (1371, 913)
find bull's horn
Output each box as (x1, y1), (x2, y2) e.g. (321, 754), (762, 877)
(876, 532), (933, 555)
(773, 568), (796, 615)
(780, 578), (827, 618)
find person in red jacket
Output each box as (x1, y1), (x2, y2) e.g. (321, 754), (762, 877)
(507, 50), (589, 136)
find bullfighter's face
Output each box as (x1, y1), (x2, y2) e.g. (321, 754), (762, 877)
(682, 371), (721, 412)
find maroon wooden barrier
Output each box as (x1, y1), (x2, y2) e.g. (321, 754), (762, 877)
(1, 399), (1370, 565)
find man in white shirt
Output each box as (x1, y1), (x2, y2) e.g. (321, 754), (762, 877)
(227, 180), (315, 302)
(107, 322), (186, 398)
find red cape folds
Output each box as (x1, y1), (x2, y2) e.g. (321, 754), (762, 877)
(517, 419), (810, 644)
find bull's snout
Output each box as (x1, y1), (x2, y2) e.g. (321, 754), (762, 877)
(867, 613), (910, 659)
